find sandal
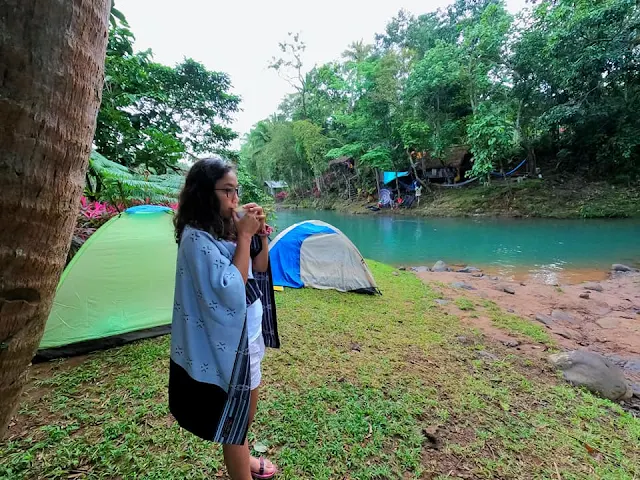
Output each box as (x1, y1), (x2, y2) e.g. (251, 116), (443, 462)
(251, 456), (277, 479)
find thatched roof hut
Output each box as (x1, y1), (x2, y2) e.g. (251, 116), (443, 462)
(412, 145), (471, 169)
(328, 156), (355, 169)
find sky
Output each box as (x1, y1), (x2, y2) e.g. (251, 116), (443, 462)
(116, 0), (529, 148)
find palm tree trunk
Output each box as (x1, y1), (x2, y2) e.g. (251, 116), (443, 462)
(0, 0), (110, 438)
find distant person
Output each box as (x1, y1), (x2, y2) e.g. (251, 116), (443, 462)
(415, 184), (422, 205)
(170, 157), (279, 480)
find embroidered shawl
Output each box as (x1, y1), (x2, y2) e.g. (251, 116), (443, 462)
(169, 226), (279, 445)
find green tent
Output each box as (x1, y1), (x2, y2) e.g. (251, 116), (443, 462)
(36, 205), (177, 360)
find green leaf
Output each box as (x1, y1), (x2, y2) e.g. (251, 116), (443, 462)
(253, 441), (268, 454)
(110, 7), (129, 27)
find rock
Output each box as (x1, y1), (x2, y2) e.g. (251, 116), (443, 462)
(432, 260), (449, 272)
(551, 310), (577, 323)
(457, 266), (482, 273)
(593, 305), (612, 316)
(548, 351), (633, 401)
(623, 358), (640, 374)
(583, 282), (603, 292)
(535, 313), (554, 326)
(435, 299), (450, 306)
(494, 284), (515, 294)
(392, 271), (399, 276)
(411, 266), (430, 273)
(399, 266), (407, 271)
(502, 339), (520, 348)
(606, 355), (628, 368)
(596, 317), (619, 329)
(507, 308), (515, 313)
(456, 335), (473, 345)
(451, 281), (476, 290)
(350, 343), (361, 352)
(477, 350), (499, 362)
(472, 273), (484, 278)
(550, 326), (574, 340)
(422, 425), (440, 450)
(612, 264), (634, 272)
(632, 383), (640, 398)
(579, 293), (590, 300)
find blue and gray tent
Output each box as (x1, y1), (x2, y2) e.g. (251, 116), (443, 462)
(269, 220), (380, 295)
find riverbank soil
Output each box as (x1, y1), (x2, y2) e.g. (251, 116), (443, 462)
(283, 179), (640, 219)
(417, 270), (640, 387)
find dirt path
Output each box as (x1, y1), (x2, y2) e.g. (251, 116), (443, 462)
(416, 268), (640, 385)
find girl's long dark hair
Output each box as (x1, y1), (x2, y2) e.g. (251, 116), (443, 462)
(174, 156), (236, 244)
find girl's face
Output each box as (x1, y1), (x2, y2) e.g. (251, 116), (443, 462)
(215, 171), (239, 218)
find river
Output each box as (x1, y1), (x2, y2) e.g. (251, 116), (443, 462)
(273, 209), (640, 284)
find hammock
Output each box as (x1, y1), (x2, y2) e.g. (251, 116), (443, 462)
(491, 158), (527, 177)
(435, 177), (478, 188)
(436, 159), (527, 188)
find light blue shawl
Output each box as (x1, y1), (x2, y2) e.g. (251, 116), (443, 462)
(170, 226), (251, 443)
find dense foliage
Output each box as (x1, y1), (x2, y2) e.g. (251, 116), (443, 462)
(85, 6), (269, 212)
(95, 7), (240, 175)
(72, 4), (271, 248)
(241, 0), (640, 194)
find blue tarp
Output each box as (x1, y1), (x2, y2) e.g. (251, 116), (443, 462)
(270, 223), (336, 288)
(382, 171), (410, 185)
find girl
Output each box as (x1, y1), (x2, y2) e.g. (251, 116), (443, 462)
(170, 157), (280, 480)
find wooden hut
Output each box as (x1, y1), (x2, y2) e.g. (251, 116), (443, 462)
(264, 180), (288, 196)
(411, 145), (472, 183)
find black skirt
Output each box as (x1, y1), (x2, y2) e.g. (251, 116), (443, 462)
(169, 360), (229, 441)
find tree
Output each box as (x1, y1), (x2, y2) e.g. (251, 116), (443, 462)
(292, 120), (330, 191)
(269, 33), (310, 119)
(0, 0), (111, 437)
(342, 40), (373, 64)
(245, 0), (640, 197)
(467, 103), (518, 182)
(95, 13), (240, 173)
(512, 0), (640, 180)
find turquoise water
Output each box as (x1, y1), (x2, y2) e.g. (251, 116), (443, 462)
(274, 209), (640, 282)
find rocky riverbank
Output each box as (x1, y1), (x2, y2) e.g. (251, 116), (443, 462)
(414, 261), (640, 409)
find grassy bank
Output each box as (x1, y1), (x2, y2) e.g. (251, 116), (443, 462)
(2, 263), (639, 479)
(283, 180), (640, 219)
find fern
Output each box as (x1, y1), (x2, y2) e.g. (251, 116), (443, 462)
(87, 150), (184, 206)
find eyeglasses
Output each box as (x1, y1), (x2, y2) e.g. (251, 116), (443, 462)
(215, 187), (240, 198)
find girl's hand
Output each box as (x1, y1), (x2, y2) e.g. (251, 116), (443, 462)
(242, 203), (266, 233)
(233, 210), (260, 239)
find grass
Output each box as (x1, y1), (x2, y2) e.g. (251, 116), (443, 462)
(455, 298), (476, 311)
(480, 300), (553, 345)
(1, 263), (639, 479)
